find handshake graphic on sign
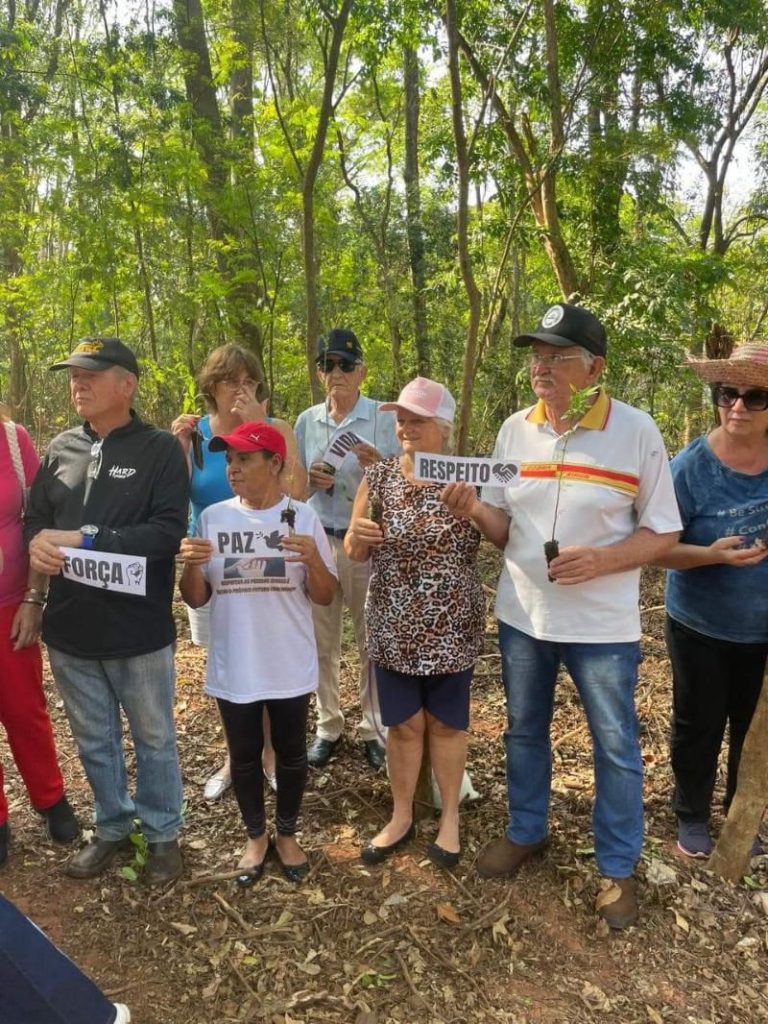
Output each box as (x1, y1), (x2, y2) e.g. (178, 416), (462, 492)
(492, 462), (518, 484)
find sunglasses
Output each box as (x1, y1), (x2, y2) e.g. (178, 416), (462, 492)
(712, 385), (768, 412)
(316, 357), (359, 374)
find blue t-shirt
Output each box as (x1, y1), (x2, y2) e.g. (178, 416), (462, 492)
(665, 435), (768, 643)
(189, 415), (232, 535)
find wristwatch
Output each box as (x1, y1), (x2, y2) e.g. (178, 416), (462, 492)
(80, 524), (99, 550)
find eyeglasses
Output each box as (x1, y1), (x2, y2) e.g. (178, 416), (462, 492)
(712, 385), (768, 412)
(529, 353), (584, 369)
(316, 357), (359, 374)
(219, 377), (258, 390)
(87, 440), (103, 480)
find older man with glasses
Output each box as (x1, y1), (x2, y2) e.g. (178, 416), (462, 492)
(443, 303), (681, 929)
(25, 337), (189, 885)
(295, 328), (399, 770)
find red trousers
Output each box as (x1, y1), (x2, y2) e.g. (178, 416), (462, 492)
(0, 602), (65, 825)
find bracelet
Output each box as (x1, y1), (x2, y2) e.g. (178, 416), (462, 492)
(25, 587), (48, 600)
(22, 597), (46, 607)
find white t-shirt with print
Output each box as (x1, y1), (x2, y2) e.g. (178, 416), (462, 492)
(198, 495), (337, 702)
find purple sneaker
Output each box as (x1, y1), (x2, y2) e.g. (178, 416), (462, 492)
(677, 820), (713, 858)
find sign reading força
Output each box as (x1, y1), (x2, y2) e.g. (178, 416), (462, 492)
(413, 453), (520, 487)
(60, 548), (147, 596)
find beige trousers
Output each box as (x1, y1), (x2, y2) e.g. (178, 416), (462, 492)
(311, 536), (384, 744)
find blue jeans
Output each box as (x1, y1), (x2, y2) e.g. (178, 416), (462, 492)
(498, 621), (643, 878)
(48, 644), (183, 843)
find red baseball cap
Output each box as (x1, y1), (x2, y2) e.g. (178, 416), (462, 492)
(208, 421), (287, 460)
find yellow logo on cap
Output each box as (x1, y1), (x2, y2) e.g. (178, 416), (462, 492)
(74, 341), (104, 354)
(346, 341), (353, 349)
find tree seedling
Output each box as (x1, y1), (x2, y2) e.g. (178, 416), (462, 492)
(368, 495), (383, 526)
(545, 384), (600, 581)
(280, 499), (296, 534)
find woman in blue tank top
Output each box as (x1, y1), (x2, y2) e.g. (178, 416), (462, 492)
(172, 344), (307, 799)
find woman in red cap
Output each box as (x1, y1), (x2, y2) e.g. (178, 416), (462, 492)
(179, 421), (336, 885)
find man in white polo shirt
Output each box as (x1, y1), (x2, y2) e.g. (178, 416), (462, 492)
(443, 303), (681, 929)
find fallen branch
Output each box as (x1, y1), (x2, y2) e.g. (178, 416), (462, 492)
(458, 892), (512, 934)
(182, 867), (245, 888)
(395, 948), (430, 1009)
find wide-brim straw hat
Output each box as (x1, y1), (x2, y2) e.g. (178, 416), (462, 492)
(686, 341), (768, 389)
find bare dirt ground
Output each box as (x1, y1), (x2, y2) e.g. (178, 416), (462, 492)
(1, 565), (767, 1024)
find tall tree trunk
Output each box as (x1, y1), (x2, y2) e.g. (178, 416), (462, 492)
(300, 0), (353, 400)
(709, 661), (768, 881)
(403, 44), (429, 376)
(171, 0), (265, 371)
(446, 0), (481, 455)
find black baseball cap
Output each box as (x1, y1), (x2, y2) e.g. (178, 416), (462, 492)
(315, 328), (363, 364)
(50, 336), (141, 377)
(513, 303), (607, 358)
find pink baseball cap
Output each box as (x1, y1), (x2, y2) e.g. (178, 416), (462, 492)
(380, 377), (456, 423)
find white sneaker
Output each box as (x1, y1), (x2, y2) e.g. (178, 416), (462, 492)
(203, 765), (231, 802)
(113, 1005), (131, 1023)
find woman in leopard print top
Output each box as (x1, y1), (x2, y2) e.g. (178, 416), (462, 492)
(345, 378), (485, 869)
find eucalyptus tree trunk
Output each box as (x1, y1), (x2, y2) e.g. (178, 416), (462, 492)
(1, 0), (68, 421)
(456, 9), (581, 300)
(171, 0), (265, 372)
(403, 44), (430, 376)
(445, 0), (482, 455)
(709, 661), (768, 881)
(300, 0), (353, 400)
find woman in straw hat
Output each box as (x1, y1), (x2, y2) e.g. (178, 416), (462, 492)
(658, 341), (768, 858)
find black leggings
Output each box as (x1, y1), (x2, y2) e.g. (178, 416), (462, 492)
(666, 615), (767, 822)
(217, 694), (310, 838)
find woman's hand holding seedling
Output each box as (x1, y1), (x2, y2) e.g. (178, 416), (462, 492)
(708, 535), (768, 567)
(282, 535), (337, 604)
(347, 516), (385, 550)
(179, 537), (214, 566)
(170, 413), (200, 454)
(281, 534), (324, 566)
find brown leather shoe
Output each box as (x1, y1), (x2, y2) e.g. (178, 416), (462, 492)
(595, 876), (638, 929)
(477, 835), (548, 879)
(65, 836), (133, 879)
(144, 840), (183, 887)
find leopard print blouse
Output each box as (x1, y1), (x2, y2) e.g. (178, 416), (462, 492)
(365, 457), (486, 675)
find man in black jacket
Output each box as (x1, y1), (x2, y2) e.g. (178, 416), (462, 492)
(26, 337), (189, 886)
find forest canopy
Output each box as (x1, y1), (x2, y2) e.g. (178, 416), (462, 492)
(1, 0), (767, 450)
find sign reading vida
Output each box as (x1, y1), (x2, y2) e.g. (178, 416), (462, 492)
(60, 547), (147, 596)
(413, 453), (520, 487)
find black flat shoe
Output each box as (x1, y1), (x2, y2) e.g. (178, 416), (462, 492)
(426, 842), (460, 870)
(273, 840), (309, 883)
(361, 823), (415, 865)
(235, 843), (270, 889)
